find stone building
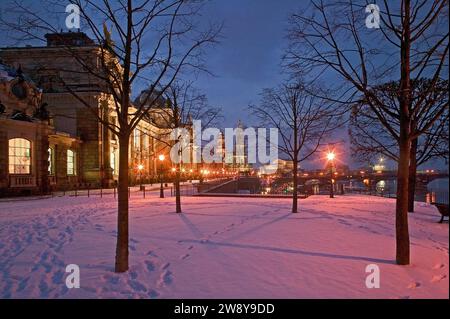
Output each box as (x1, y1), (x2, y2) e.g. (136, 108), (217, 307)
(0, 61), (82, 196)
(0, 32), (171, 195)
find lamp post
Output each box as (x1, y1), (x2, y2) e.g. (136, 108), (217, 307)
(158, 154), (165, 198)
(137, 164), (144, 191)
(327, 152), (335, 198)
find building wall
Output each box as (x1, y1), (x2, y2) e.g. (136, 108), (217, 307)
(0, 36), (177, 192)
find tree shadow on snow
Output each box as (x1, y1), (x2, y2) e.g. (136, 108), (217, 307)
(180, 239), (395, 265)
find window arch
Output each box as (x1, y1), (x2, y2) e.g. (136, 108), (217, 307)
(67, 150), (77, 175)
(9, 138), (31, 174)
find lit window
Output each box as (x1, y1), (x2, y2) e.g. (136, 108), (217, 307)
(67, 150), (76, 175)
(110, 149), (116, 175)
(9, 138), (31, 174)
(134, 128), (140, 150)
(48, 147), (55, 175)
(142, 134), (149, 150)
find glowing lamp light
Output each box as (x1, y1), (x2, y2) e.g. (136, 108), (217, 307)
(171, 168), (176, 172)
(137, 164), (144, 171)
(327, 152), (335, 161)
(158, 154), (165, 161)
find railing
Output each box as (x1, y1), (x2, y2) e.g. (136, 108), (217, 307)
(9, 175), (36, 188)
(67, 175), (79, 185)
(170, 184), (198, 197)
(427, 190), (449, 205)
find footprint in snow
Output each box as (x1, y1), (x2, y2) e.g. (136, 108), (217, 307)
(128, 280), (147, 292)
(432, 263), (445, 270)
(158, 270), (173, 287)
(431, 274), (447, 283)
(146, 250), (158, 257)
(407, 282), (421, 289)
(129, 270), (138, 280)
(148, 289), (159, 298)
(145, 260), (155, 272)
(102, 274), (120, 285)
(17, 277), (29, 292)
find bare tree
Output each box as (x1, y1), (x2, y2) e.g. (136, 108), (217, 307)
(349, 78), (449, 211)
(136, 80), (222, 213)
(250, 81), (341, 214)
(285, 0), (448, 264)
(0, 0), (221, 272)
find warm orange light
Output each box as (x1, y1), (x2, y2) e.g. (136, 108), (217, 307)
(137, 164), (144, 171)
(171, 168), (176, 172)
(158, 154), (165, 161)
(327, 152), (335, 161)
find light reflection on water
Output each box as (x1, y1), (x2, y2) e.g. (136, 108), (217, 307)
(341, 178), (448, 204)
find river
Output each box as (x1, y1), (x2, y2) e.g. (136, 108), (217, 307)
(340, 177), (449, 204)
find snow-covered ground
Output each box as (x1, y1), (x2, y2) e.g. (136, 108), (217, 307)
(0, 193), (448, 299)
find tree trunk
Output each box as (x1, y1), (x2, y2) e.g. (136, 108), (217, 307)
(292, 157), (298, 214)
(115, 135), (130, 273)
(175, 171), (182, 213)
(408, 138), (418, 213)
(395, 135), (410, 265)
(395, 0), (411, 265)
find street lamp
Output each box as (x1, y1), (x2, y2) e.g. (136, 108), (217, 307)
(137, 164), (144, 191)
(158, 154), (165, 198)
(327, 152), (335, 198)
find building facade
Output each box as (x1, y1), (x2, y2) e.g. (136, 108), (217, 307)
(0, 32), (170, 196)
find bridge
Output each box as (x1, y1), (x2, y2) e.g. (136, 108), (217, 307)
(275, 171), (448, 186)
(197, 171), (448, 195)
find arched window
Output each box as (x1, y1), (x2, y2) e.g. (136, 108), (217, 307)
(9, 138), (31, 174)
(48, 147), (55, 175)
(67, 150), (77, 175)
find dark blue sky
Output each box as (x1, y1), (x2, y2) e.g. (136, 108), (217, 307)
(192, 0), (301, 127)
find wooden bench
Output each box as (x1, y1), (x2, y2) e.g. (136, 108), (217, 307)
(432, 203), (449, 223)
